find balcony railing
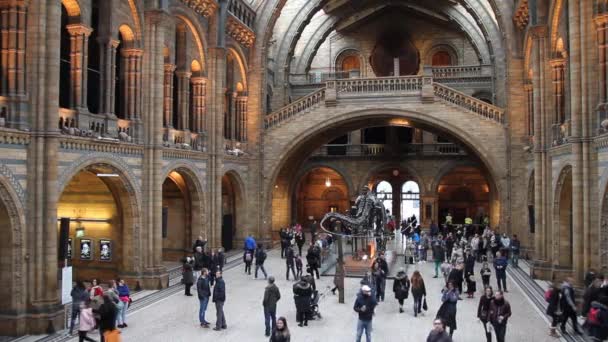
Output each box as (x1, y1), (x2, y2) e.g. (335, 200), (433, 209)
(162, 128), (206, 151)
(330, 76), (423, 97)
(311, 143), (466, 157)
(227, 0), (255, 29)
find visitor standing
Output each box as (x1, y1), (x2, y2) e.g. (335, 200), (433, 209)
(432, 240), (446, 278)
(584, 298), (608, 341)
(372, 261), (385, 302)
(393, 268), (410, 313)
(293, 278), (313, 327)
(510, 235), (521, 267)
(489, 290), (511, 342)
(212, 271), (227, 331)
(295, 255), (303, 280)
(480, 262), (492, 289)
(464, 253), (476, 298)
(255, 244), (268, 279)
(436, 281), (459, 337)
(196, 268), (211, 328)
(295, 230), (306, 256)
(217, 247), (225, 272)
(306, 244), (320, 280)
(116, 279), (130, 328)
(69, 281), (89, 335)
(192, 235), (207, 253)
(426, 318), (453, 342)
(411, 270), (427, 317)
(493, 252), (508, 292)
(560, 277), (582, 335)
(477, 286), (493, 342)
(182, 257), (194, 296)
(95, 295), (118, 342)
(332, 262), (345, 297)
(193, 246), (204, 279)
(263, 276), (281, 337)
(286, 244), (297, 280)
(354, 285), (378, 342)
(269, 317), (291, 342)
(447, 263), (464, 298)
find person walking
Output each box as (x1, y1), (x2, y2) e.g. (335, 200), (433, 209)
(295, 230), (306, 256)
(432, 241), (446, 278)
(95, 295), (118, 342)
(263, 276), (281, 337)
(269, 317), (291, 342)
(196, 268), (211, 328)
(182, 257), (195, 296)
(560, 277), (582, 335)
(436, 281), (459, 337)
(306, 244), (320, 280)
(510, 235), (521, 267)
(447, 263), (464, 299)
(286, 244), (297, 280)
(116, 279), (130, 328)
(77, 301), (97, 342)
(480, 262), (492, 289)
(244, 233), (257, 256)
(193, 246), (204, 279)
(411, 270), (427, 317)
(371, 261), (385, 302)
(477, 286), (494, 342)
(493, 252), (508, 292)
(354, 285), (378, 342)
(293, 277), (313, 327)
(244, 249), (254, 275)
(464, 252), (476, 298)
(545, 283), (562, 337)
(393, 268), (410, 313)
(489, 290), (511, 342)
(213, 271), (227, 331)
(426, 318), (453, 342)
(69, 281), (89, 335)
(255, 244), (268, 279)
(584, 298), (608, 341)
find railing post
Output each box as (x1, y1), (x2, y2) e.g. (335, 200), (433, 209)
(325, 81), (337, 107)
(421, 66), (434, 103)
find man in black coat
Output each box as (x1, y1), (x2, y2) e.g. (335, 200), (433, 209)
(213, 271), (227, 331)
(263, 276), (281, 336)
(255, 244), (268, 279)
(197, 268), (211, 327)
(286, 244), (297, 280)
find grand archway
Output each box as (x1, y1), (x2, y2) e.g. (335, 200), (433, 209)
(554, 165), (573, 269)
(292, 167), (350, 225)
(57, 163), (139, 282)
(436, 166), (493, 225)
(222, 172), (244, 251)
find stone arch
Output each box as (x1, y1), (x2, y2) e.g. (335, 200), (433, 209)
(290, 163), (355, 200)
(425, 43), (460, 66)
(334, 48), (363, 73)
(61, 0), (81, 18)
(173, 11), (208, 73)
(161, 162), (207, 258)
(549, 0), (566, 53)
(227, 46), (248, 90)
(359, 162), (426, 197)
(118, 24), (136, 44)
(126, 0), (142, 41)
(553, 164), (573, 268)
(221, 170), (246, 250)
(0, 176), (26, 335)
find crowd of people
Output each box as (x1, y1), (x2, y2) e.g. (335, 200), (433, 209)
(69, 277), (132, 342)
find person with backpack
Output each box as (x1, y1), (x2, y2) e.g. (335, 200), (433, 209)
(244, 249), (253, 275)
(584, 297), (608, 341)
(545, 283), (562, 337)
(255, 244), (268, 279)
(561, 277), (582, 335)
(393, 268), (410, 313)
(585, 276), (605, 317)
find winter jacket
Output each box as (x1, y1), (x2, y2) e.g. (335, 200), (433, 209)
(584, 301), (608, 341)
(182, 262), (194, 285)
(78, 308), (96, 332)
(477, 295), (493, 322)
(411, 280), (427, 299)
(256, 248), (267, 266)
(561, 282), (577, 314)
(493, 257), (508, 275)
(545, 287), (562, 316)
(426, 330), (453, 342)
(353, 293), (378, 321)
(489, 298), (512, 325)
(436, 289), (459, 330)
(263, 283), (281, 312)
(293, 280), (313, 311)
(269, 330), (291, 342)
(510, 239), (521, 254)
(583, 285), (602, 316)
(392, 271), (410, 300)
(286, 247), (295, 265)
(70, 287), (89, 306)
(213, 278), (226, 303)
(117, 285), (130, 298)
(196, 276), (211, 299)
(244, 236), (257, 251)
(95, 301), (117, 332)
(193, 251), (205, 271)
(432, 244), (445, 262)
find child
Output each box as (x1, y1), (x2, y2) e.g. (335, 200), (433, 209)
(295, 255), (303, 280)
(480, 262), (492, 288)
(466, 274), (477, 298)
(78, 301), (96, 342)
(244, 250), (253, 275)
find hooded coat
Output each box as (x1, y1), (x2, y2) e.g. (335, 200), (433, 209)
(393, 271), (410, 300)
(293, 280), (312, 312)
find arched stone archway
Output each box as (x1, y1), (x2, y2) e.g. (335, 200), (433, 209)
(0, 178), (26, 336)
(221, 171), (245, 251)
(57, 162), (141, 284)
(553, 165), (573, 269)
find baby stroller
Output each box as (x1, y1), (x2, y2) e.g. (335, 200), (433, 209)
(306, 290), (322, 320)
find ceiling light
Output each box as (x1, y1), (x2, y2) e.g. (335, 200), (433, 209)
(96, 173), (120, 177)
(325, 177), (332, 187)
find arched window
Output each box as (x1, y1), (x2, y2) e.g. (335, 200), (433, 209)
(341, 55), (360, 72)
(400, 181), (420, 222)
(432, 51), (452, 66)
(376, 181), (393, 216)
(59, 5), (71, 109)
(87, 1), (101, 114)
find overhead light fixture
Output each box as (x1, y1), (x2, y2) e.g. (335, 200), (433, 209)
(325, 177), (332, 187)
(96, 173), (119, 177)
(75, 227), (85, 238)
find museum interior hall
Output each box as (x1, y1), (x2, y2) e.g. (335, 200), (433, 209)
(0, 0), (607, 341)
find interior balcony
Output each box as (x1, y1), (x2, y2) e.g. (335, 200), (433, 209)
(310, 142), (467, 159)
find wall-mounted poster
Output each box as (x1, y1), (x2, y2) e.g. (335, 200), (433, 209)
(67, 238), (72, 260)
(99, 239), (112, 261)
(80, 239), (92, 260)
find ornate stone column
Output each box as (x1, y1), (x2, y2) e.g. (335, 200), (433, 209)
(550, 58), (566, 144)
(98, 37), (120, 116)
(191, 76), (207, 133)
(0, 1), (28, 129)
(595, 14), (608, 128)
(66, 24), (93, 111)
(175, 70), (191, 130)
(163, 64), (176, 127)
(229, 91), (237, 140)
(524, 81), (534, 138)
(236, 93), (247, 141)
(121, 48), (143, 120)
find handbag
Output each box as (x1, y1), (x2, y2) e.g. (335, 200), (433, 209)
(423, 297), (428, 311)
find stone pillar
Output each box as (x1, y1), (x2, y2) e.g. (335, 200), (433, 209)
(349, 130), (362, 144)
(191, 77), (207, 133)
(163, 64), (176, 127)
(120, 49), (143, 120)
(524, 81), (534, 137)
(0, 1), (28, 129)
(596, 15), (608, 127)
(66, 24), (93, 111)
(99, 37), (120, 116)
(229, 91), (237, 141)
(421, 195), (439, 226)
(236, 94), (247, 141)
(550, 59), (566, 125)
(175, 70), (191, 130)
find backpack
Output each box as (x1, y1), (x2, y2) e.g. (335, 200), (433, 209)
(245, 252), (252, 262)
(544, 288), (553, 302)
(588, 307), (602, 326)
(257, 250), (267, 262)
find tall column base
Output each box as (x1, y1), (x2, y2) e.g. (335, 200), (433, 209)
(120, 268), (169, 291)
(0, 304), (64, 336)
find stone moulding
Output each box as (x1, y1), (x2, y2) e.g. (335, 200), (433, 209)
(595, 133), (608, 150)
(163, 148), (208, 161)
(226, 15), (255, 48)
(180, 0), (218, 17)
(59, 136), (144, 156)
(0, 128), (30, 146)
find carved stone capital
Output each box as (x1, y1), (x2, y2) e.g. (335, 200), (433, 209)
(191, 76), (207, 85)
(121, 48), (144, 57)
(66, 23), (93, 37)
(226, 16), (255, 48)
(179, 0), (218, 18)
